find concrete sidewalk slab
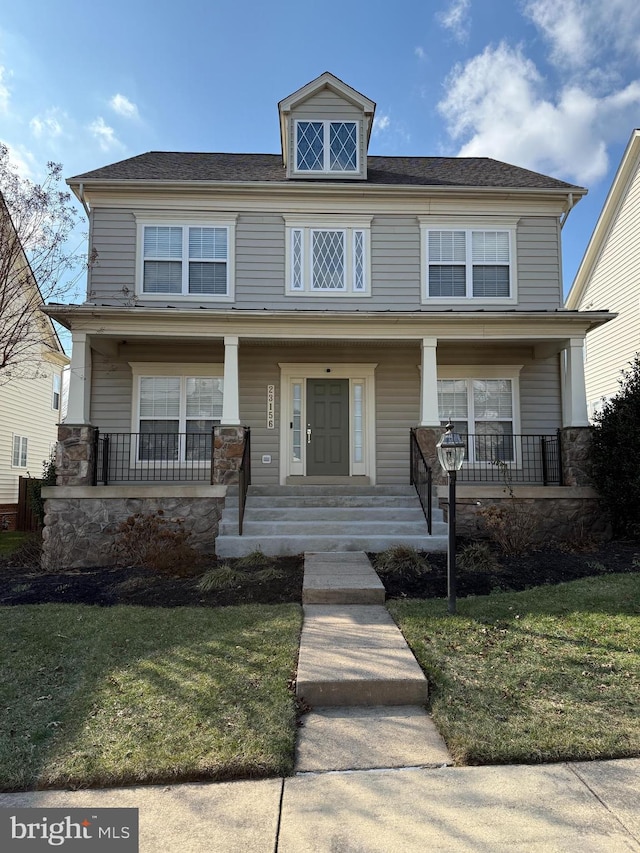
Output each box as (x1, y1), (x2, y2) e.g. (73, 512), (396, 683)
(295, 706), (452, 772)
(278, 763), (640, 852)
(573, 758), (640, 838)
(0, 779), (282, 853)
(303, 551), (385, 605)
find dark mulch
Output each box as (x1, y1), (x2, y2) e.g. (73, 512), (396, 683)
(372, 540), (640, 600)
(1, 537), (638, 608)
(0, 554), (304, 608)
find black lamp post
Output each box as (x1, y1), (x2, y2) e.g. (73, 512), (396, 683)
(436, 421), (466, 615)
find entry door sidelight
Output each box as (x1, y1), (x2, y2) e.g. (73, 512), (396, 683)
(306, 379), (349, 476)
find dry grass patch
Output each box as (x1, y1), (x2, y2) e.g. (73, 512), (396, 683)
(389, 574), (640, 765)
(0, 603), (302, 791)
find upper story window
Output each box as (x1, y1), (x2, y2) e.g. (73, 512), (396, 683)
(295, 121), (359, 173)
(285, 216), (371, 296)
(136, 220), (236, 301)
(420, 223), (517, 304)
(12, 435), (28, 468)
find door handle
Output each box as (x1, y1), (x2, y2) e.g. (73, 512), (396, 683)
(306, 427), (312, 444)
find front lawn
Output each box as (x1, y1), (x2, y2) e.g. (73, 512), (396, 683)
(0, 531), (27, 556)
(389, 574), (640, 765)
(0, 603), (302, 791)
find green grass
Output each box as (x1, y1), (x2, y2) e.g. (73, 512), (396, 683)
(389, 574), (640, 766)
(0, 532), (27, 556)
(0, 603), (302, 792)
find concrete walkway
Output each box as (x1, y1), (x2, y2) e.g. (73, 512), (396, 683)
(2, 759), (638, 851)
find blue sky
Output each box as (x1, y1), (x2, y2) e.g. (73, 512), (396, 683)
(2, 0), (640, 320)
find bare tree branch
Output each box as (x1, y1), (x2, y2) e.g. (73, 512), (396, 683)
(0, 144), (85, 383)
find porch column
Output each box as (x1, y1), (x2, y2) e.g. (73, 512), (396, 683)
(221, 335), (240, 425)
(64, 331), (92, 424)
(562, 338), (589, 427)
(420, 337), (440, 426)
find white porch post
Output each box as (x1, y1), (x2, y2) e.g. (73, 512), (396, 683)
(562, 338), (589, 427)
(64, 331), (92, 423)
(221, 335), (241, 425)
(420, 337), (440, 426)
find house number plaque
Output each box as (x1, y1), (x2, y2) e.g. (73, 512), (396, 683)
(267, 384), (275, 429)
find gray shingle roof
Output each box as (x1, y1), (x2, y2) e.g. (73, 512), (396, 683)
(69, 152), (581, 190)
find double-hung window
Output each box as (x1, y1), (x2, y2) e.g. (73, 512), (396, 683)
(421, 223), (516, 302)
(138, 220), (236, 300)
(286, 216), (371, 295)
(295, 120), (359, 173)
(131, 364), (224, 463)
(12, 435), (28, 468)
(437, 370), (520, 464)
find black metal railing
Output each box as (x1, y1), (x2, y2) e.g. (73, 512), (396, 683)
(238, 427), (251, 535)
(456, 433), (561, 485)
(409, 428), (433, 534)
(95, 431), (214, 484)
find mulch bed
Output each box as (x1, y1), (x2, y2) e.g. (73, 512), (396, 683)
(0, 540), (638, 608)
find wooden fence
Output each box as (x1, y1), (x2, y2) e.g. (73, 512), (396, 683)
(16, 476), (42, 532)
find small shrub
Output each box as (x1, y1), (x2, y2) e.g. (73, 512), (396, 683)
(457, 541), (500, 575)
(234, 550), (276, 573)
(374, 546), (432, 581)
(112, 511), (201, 576)
(556, 525), (602, 554)
(197, 564), (242, 592)
(478, 502), (537, 556)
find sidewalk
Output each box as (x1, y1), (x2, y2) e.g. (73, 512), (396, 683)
(2, 758), (638, 851)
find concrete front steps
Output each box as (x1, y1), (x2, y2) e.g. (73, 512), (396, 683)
(216, 485), (447, 558)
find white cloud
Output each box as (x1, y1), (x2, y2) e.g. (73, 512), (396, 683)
(415, 46), (426, 61)
(524, 0), (640, 70)
(373, 115), (391, 134)
(438, 42), (640, 184)
(0, 141), (36, 178)
(109, 93), (139, 120)
(88, 116), (122, 152)
(0, 65), (11, 113)
(30, 109), (64, 139)
(437, 0), (471, 43)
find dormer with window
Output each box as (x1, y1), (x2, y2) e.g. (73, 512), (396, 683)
(279, 72), (375, 180)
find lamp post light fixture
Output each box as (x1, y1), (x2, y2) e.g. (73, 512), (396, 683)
(436, 420), (466, 615)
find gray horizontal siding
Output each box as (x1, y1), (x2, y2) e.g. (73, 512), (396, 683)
(89, 343), (561, 485)
(86, 209), (563, 312)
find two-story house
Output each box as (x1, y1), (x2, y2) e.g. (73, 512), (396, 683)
(0, 194), (68, 531)
(42, 73), (612, 565)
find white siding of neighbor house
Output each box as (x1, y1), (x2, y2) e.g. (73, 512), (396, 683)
(577, 163), (640, 408)
(0, 361), (63, 502)
(89, 343), (561, 486)
(86, 209), (563, 312)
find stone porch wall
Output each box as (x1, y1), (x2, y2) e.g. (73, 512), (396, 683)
(41, 486), (226, 569)
(437, 485), (610, 543)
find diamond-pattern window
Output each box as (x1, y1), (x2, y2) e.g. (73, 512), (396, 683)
(295, 121), (358, 172)
(296, 122), (324, 171)
(312, 230), (345, 290)
(353, 230), (365, 291)
(292, 229), (303, 290)
(330, 123), (357, 171)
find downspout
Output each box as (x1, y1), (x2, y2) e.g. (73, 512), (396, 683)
(78, 183), (90, 217)
(560, 192), (574, 229)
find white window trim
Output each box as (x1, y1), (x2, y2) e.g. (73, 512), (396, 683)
(11, 435), (28, 469)
(419, 218), (518, 305)
(284, 215), (372, 296)
(135, 218), (236, 302)
(278, 363), (377, 484)
(437, 365), (522, 467)
(293, 119), (360, 174)
(129, 363), (224, 468)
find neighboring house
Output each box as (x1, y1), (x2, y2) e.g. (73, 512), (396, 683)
(42, 73), (612, 563)
(565, 129), (640, 418)
(0, 195), (69, 529)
